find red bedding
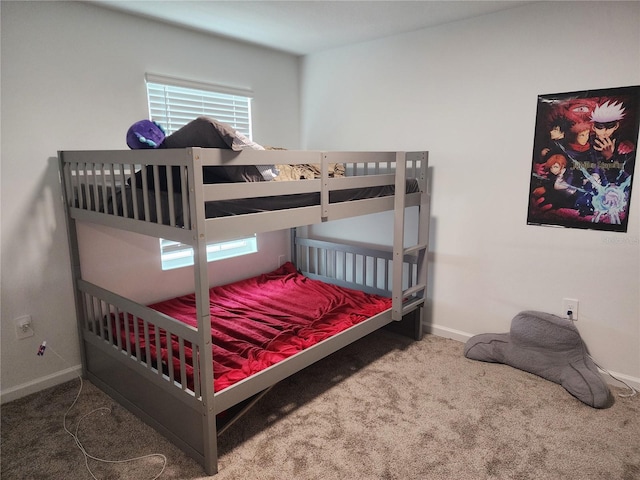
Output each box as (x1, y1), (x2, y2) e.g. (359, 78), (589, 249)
(117, 262), (391, 392)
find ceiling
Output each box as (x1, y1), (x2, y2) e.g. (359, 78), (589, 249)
(94, 1), (534, 56)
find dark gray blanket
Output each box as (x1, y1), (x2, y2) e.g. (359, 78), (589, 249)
(464, 311), (612, 408)
(131, 116), (266, 191)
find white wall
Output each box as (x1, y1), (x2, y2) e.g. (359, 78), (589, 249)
(0, 1), (299, 401)
(300, 1), (640, 386)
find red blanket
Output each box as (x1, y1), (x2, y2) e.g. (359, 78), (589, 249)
(117, 262), (391, 392)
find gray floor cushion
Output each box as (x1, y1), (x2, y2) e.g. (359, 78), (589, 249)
(464, 310), (612, 408)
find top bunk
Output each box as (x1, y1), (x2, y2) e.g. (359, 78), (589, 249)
(58, 147), (429, 244)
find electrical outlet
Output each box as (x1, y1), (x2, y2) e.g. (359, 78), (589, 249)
(278, 254), (286, 266)
(15, 315), (34, 339)
(562, 298), (579, 321)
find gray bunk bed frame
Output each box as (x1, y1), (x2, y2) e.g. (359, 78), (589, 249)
(58, 147), (430, 475)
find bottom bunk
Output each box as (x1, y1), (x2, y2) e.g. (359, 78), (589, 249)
(75, 237), (424, 473)
(115, 261), (394, 393)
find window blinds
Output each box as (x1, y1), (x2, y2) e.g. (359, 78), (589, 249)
(145, 75), (253, 137)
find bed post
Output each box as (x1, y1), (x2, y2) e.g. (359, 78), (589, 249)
(188, 148), (219, 475)
(58, 152), (89, 377)
(392, 151), (429, 339)
(391, 152), (407, 321)
(414, 152), (430, 340)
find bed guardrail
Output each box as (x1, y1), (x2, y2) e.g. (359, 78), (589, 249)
(58, 149), (197, 244)
(294, 235), (427, 328)
(77, 278), (204, 409)
(58, 148), (427, 245)
(294, 237), (417, 296)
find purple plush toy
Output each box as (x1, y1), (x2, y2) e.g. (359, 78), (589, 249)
(126, 120), (166, 149)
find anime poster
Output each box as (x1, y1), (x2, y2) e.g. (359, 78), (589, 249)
(527, 86), (640, 232)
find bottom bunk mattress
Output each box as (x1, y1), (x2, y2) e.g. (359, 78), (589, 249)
(115, 262), (392, 393)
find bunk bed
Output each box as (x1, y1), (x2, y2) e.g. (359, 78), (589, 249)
(58, 147), (431, 475)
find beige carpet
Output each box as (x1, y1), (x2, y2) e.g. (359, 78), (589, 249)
(2, 331), (639, 479)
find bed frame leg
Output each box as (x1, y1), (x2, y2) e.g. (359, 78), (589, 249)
(385, 308), (423, 340)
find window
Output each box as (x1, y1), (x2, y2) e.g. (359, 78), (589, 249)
(145, 73), (253, 137)
(145, 74), (258, 270)
(160, 236), (258, 271)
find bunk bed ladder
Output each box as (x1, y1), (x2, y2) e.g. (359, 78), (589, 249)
(391, 152), (430, 339)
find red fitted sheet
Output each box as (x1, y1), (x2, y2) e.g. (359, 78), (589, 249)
(116, 262), (391, 392)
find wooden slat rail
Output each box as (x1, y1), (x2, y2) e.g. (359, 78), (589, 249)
(60, 149), (195, 243)
(59, 148), (426, 244)
(77, 279), (203, 408)
(294, 237), (421, 299)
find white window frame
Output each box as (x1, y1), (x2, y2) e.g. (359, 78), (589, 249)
(160, 236), (258, 271)
(145, 74), (258, 270)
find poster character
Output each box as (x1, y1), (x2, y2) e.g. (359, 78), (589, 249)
(590, 100), (636, 186)
(541, 114), (571, 158)
(532, 151), (577, 211)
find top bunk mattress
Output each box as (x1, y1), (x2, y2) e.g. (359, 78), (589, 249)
(137, 178), (419, 219)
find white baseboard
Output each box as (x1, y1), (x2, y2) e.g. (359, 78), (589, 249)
(599, 369), (640, 391)
(427, 323), (640, 392)
(0, 365), (82, 405)
(425, 323), (473, 343)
